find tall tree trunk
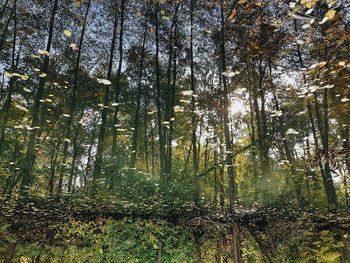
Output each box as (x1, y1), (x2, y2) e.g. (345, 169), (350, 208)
(190, 0), (200, 206)
(154, 7), (166, 194)
(92, 10), (119, 189)
(130, 16), (148, 168)
(48, 140), (61, 195)
(20, 0), (59, 196)
(111, 0), (125, 157)
(150, 111), (155, 175)
(0, 0), (16, 153)
(68, 123), (81, 194)
(307, 98), (327, 187)
(163, 2), (180, 181)
(85, 119), (97, 186)
(57, 0), (91, 195)
(319, 89), (337, 206)
(144, 94), (149, 172)
(219, 0), (237, 211)
(165, 25), (178, 181)
(0, 6), (13, 50)
(219, 1), (241, 262)
(258, 60), (269, 174)
(0, 0), (9, 20)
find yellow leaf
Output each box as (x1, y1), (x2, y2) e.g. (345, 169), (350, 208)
(70, 43), (78, 51)
(39, 73), (47, 78)
(305, 1), (316, 8)
(38, 50), (50, 56)
(21, 75), (29, 81)
(238, 0), (247, 3)
(97, 78), (112, 85)
(325, 9), (336, 20)
(228, 9), (237, 21)
(64, 30), (72, 37)
(204, 30), (213, 34)
(14, 104), (29, 112)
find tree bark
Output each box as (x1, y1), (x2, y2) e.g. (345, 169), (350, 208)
(219, 1), (241, 262)
(92, 9), (119, 189)
(111, 0), (125, 157)
(154, 6), (166, 194)
(130, 16), (148, 168)
(0, 0), (17, 153)
(20, 0), (59, 196)
(190, 0), (200, 206)
(57, 0), (91, 195)
(0, 6), (13, 51)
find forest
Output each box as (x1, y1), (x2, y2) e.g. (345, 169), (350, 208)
(0, 0), (350, 262)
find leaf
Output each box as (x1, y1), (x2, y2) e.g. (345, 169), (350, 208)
(320, 252), (341, 262)
(204, 29), (213, 34)
(21, 74), (29, 80)
(14, 104), (29, 112)
(325, 9), (336, 20)
(319, 17), (328, 24)
(64, 30), (72, 37)
(70, 43), (78, 51)
(305, 1), (316, 8)
(97, 78), (112, 85)
(286, 128), (299, 135)
(228, 9), (237, 21)
(174, 105), (185, 112)
(181, 90), (193, 96)
(222, 70), (240, 77)
(38, 50), (50, 56)
(39, 73), (47, 78)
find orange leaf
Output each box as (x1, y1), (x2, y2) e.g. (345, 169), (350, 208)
(228, 9), (237, 21)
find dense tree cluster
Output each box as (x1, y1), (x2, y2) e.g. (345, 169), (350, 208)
(0, 0), (350, 261)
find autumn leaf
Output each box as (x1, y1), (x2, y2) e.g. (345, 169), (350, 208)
(64, 30), (72, 37)
(14, 104), (29, 112)
(70, 43), (78, 51)
(325, 9), (336, 20)
(38, 50), (50, 56)
(228, 9), (237, 21)
(97, 78), (112, 85)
